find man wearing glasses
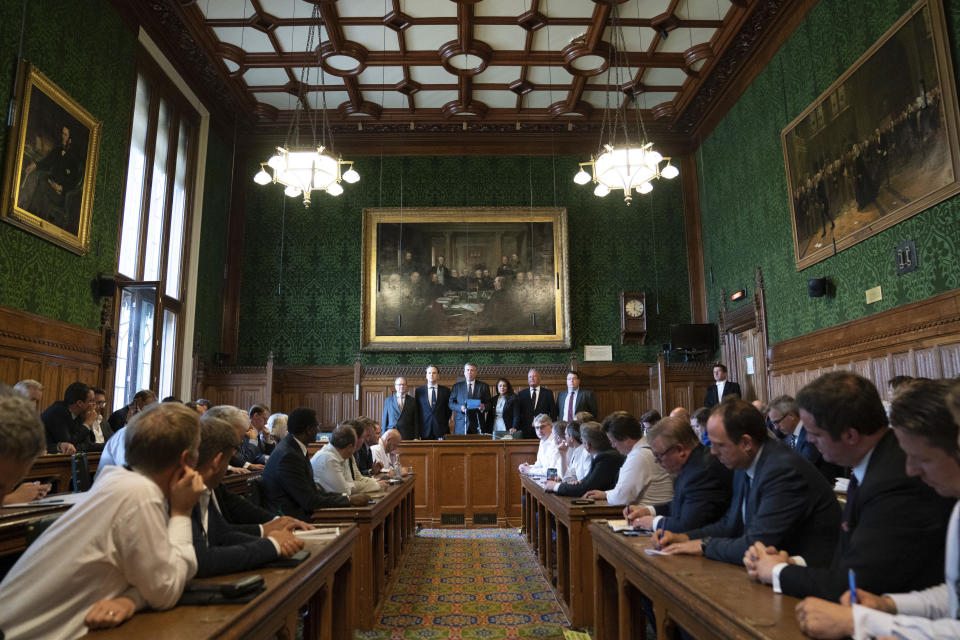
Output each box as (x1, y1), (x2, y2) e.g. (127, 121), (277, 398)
(768, 395), (845, 481)
(624, 416), (732, 532)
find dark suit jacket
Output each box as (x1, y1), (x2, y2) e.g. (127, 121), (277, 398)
(555, 449), (625, 497)
(40, 401), (98, 453)
(383, 394), (419, 440)
(779, 429), (953, 600)
(487, 394), (518, 434)
(795, 427), (847, 481)
(354, 443), (374, 475)
(191, 500), (277, 578)
(653, 444), (733, 532)
(513, 387), (558, 438)
(703, 381), (742, 408)
(262, 433), (350, 520)
(448, 380), (492, 434)
(685, 439), (841, 566)
(107, 405), (131, 433)
(214, 483), (276, 536)
(238, 436), (266, 465)
(555, 389), (598, 421)
(415, 385), (452, 440)
(258, 432), (276, 456)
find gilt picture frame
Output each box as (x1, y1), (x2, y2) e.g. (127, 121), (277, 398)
(1, 62), (102, 255)
(781, 0), (960, 270)
(361, 207), (571, 351)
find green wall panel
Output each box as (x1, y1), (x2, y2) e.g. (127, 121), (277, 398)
(193, 130), (233, 361)
(234, 155), (690, 366)
(700, 0), (960, 345)
(0, 0), (136, 329)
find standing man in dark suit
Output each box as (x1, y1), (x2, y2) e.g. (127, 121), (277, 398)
(556, 371), (598, 422)
(513, 368), (557, 438)
(415, 365), (451, 440)
(703, 363), (742, 408)
(767, 395), (846, 481)
(448, 362), (491, 434)
(655, 399), (841, 567)
(745, 373), (953, 601)
(262, 408), (364, 521)
(625, 416), (733, 532)
(382, 377), (419, 440)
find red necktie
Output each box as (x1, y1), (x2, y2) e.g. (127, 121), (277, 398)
(566, 392), (575, 420)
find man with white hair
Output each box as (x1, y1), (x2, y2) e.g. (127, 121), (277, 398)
(518, 414), (562, 476)
(372, 428), (402, 476)
(205, 405), (263, 473)
(12, 379), (43, 412)
(0, 391), (46, 504)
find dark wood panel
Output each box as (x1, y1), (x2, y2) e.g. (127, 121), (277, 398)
(436, 451), (467, 510)
(469, 451), (501, 509)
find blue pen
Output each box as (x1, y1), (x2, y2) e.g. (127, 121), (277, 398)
(655, 518), (666, 550)
(848, 569), (857, 604)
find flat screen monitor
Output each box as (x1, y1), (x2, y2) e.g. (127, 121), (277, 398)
(669, 323), (719, 352)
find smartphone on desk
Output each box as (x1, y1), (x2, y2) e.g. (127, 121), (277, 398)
(621, 530), (642, 537)
(571, 498), (594, 505)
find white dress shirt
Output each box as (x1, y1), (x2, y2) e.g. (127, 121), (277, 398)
(372, 442), (401, 476)
(563, 444), (592, 483)
(0, 466), (196, 640)
(605, 438), (674, 506)
(716, 380), (726, 400)
(94, 424), (128, 482)
(311, 444), (354, 495)
(525, 437), (562, 475)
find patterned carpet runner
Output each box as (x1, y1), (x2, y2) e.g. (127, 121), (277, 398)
(356, 528), (570, 640)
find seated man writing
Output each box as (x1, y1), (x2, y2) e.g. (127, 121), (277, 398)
(544, 421), (624, 497)
(654, 399), (841, 567)
(191, 415), (304, 577)
(0, 402), (205, 639)
(795, 379), (960, 639)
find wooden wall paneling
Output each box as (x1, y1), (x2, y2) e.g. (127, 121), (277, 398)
(399, 449), (431, 515)
(769, 289), (960, 402)
(941, 345), (960, 378)
(506, 448), (536, 523)
(469, 451), (502, 514)
(437, 451), (467, 511)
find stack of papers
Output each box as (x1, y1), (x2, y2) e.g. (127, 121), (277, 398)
(605, 519), (634, 532)
(295, 527), (341, 540)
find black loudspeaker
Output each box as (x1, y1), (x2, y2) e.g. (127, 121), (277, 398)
(808, 277), (828, 298)
(92, 274), (116, 298)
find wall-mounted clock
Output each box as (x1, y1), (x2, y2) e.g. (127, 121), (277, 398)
(620, 291), (647, 345)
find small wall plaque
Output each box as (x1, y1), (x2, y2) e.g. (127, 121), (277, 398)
(584, 345), (613, 361)
(895, 240), (918, 276)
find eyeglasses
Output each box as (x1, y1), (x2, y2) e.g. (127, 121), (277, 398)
(771, 414), (791, 426)
(652, 445), (678, 463)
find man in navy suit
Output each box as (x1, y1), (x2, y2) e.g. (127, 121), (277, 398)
(745, 373), (953, 601)
(513, 368), (557, 438)
(625, 416), (733, 532)
(703, 363), (742, 408)
(655, 398), (841, 567)
(190, 414), (303, 577)
(767, 395), (846, 481)
(447, 363), (491, 434)
(382, 377), (419, 440)
(556, 371), (598, 422)
(262, 408), (363, 520)
(415, 365), (451, 440)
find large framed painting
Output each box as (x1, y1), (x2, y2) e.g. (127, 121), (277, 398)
(782, 0), (960, 270)
(1, 62), (102, 255)
(361, 207), (571, 351)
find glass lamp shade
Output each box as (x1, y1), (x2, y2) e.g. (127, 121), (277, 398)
(595, 146), (657, 191)
(284, 185), (302, 198)
(253, 168), (272, 185)
(573, 169), (592, 185)
(327, 182), (344, 196)
(593, 183), (610, 197)
(661, 163), (679, 179)
(267, 152), (284, 171)
(636, 182), (653, 194)
(342, 168), (360, 183)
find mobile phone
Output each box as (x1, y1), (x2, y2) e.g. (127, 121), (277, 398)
(621, 530), (641, 537)
(571, 498), (594, 505)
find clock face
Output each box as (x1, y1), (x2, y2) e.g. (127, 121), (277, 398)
(625, 299), (644, 318)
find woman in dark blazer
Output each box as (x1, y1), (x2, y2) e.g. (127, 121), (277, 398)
(488, 378), (517, 435)
(546, 422), (625, 497)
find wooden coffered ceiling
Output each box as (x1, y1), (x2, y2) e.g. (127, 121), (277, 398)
(121, 0), (812, 155)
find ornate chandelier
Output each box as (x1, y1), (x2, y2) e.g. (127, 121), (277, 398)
(253, 4), (357, 206)
(573, 4), (677, 204)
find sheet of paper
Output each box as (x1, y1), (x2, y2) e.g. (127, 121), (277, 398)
(2, 493), (87, 508)
(645, 548), (670, 556)
(295, 527), (341, 538)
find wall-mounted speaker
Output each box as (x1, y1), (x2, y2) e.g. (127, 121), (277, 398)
(92, 274), (116, 298)
(808, 277), (828, 298)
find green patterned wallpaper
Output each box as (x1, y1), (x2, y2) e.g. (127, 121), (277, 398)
(700, 0), (960, 345)
(0, 0), (136, 329)
(234, 155), (690, 366)
(193, 130), (233, 361)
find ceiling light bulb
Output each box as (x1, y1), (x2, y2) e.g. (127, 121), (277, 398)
(342, 168), (360, 183)
(661, 163), (679, 179)
(253, 168), (272, 185)
(593, 183), (610, 197)
(327, 182), (344, 196)
(637, 182), (653, 194)
(573, 169), (591, 185)
(284, 185), (302, 198)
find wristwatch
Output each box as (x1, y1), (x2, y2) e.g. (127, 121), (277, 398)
(700, 537), (711, 554)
